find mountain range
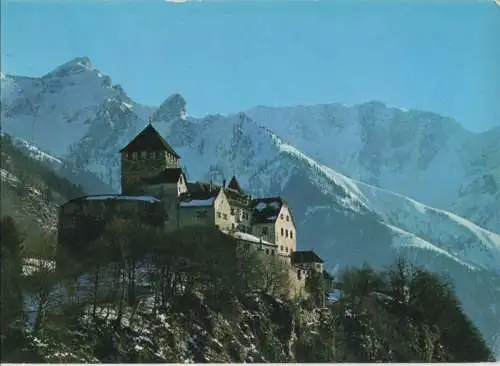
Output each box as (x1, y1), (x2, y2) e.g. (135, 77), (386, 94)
(1, 57), (499, 355)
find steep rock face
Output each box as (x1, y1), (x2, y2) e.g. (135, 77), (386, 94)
(64, 97), (144, 189)
(245, 104), (499, 233)
(151, 93), (188, 122)
(21, 292), (297, 363)
(452, 127), (500, 233)
(15, 289), (499, 362)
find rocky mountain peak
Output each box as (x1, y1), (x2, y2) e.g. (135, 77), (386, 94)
(43, 57), (93, 78)
(236, 112), (253, 124)
(151, 93), (188, 122)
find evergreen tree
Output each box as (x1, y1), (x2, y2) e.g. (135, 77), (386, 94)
(0, 216), (25, 358)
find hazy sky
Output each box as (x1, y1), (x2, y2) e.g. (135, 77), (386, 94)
(1, 0), (499, 132)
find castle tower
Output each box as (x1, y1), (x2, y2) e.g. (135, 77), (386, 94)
(227, 175), (244, 193)
(119, 123), (181, 195)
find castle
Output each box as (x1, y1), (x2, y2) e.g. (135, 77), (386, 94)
(57, 123), (328, 297)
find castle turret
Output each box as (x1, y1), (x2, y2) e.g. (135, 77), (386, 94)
(119, 123), (181, 195)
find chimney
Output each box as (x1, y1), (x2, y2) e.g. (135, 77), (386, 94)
(222, 179), (226, 188)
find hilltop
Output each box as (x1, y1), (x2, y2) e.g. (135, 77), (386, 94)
(1, 223), (495, 363)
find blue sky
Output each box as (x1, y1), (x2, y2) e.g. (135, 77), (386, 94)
(1, 0), (499, 132)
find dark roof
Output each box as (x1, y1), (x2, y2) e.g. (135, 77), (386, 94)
(141, 168), (185, 185)
(251, 197), (284, 224)
(227, 176), (243, 193)
(119, 124), (180, 158)
(291, 250), (324, 264)
(183, 181), (221, 200)
(224, 188), (251, 208)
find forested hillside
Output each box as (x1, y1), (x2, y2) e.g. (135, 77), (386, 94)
(0, 133), (85, 257)
(1, 222), (494, 363)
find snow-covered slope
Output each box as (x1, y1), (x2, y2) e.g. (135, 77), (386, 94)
(1, 57), (499, 351)
(272, 140), (500, 273)
(11, 136), (63, 167)
(245, 103), (499, 234)
(1, 57), (155, 157)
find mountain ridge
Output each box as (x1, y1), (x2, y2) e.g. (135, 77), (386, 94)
(1, 57), (499, 354)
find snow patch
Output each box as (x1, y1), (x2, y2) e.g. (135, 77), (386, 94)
(1, 168), (20, 183)
(179, 197), (216, 207)
(232, 231), (274, 245)
(83, 195), (160, 203)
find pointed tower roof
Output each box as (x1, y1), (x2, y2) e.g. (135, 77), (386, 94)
(119, 123), (180, 158)
(227, 176), (243, 193)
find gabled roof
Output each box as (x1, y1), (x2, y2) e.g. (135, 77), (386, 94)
(185, 181), (221, 200)
(227, 176), (243, 193)
(250, 197), (284, 224)
(119, 124), (180, 158)
(179, 182), (220, 207)
(141, 168), (185, 185)
(224, 188), (251, 208)
(187, 182), (221, 197)
(291, 250), (324, 264)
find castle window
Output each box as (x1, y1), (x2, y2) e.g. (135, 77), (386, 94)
(149, 151), (155, 159)
(262, 227), (268, 235)
(286, 247), (289, 253)
(280, 214), (284, 220)
(217, 211), (221, 218)
(266, 249), (269, 255)
(281, 228), (284, 236)
(223, 213), (228, 220)
(132, 152), (137, 160)
(272, 250), (275, 256)
(230, 208), (235, 215)
(280, 245), (284, 251)
(141, 151), (147, 159)
(286, 215), (289, 222)
(285, 229), (288, 238)
(290, 231), (293, 239)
